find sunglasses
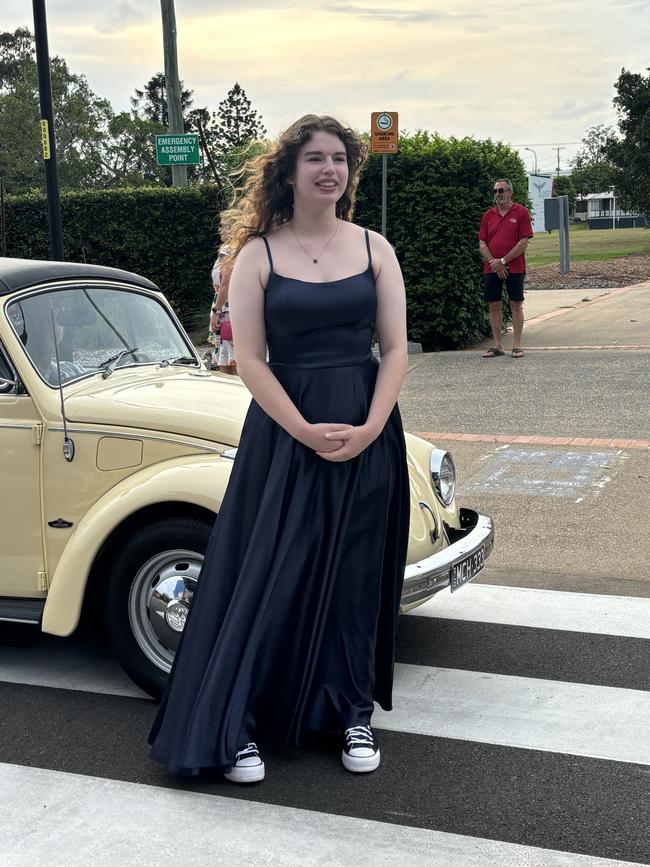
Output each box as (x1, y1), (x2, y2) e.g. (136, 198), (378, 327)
(493, 188), (509, 194)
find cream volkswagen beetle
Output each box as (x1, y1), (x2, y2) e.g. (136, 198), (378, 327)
(0, 258), (494, 697)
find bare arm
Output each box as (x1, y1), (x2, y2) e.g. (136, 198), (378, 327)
(228, 239), (352, 453)
(319, 231), (408, 462)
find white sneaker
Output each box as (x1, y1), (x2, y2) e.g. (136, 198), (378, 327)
(341, 725), (380, 773)
(224, 742), (265, 783)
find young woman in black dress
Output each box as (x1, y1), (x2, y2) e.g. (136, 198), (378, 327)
(149, 114), (409, 783)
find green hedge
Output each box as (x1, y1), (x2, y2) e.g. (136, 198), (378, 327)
(4, 134), (528, 349)
(4, 186), (222, 314)
(355, 133), (528, 349)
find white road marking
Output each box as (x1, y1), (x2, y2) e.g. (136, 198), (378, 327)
(376, 663), (650, 766)
(0, 763), (642, 867)
(413, 583), (650, 639)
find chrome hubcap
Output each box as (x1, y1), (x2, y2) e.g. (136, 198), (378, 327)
(128, 549), (203, 673)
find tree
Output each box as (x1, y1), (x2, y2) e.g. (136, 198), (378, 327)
(606, 67), (650, 217)
(212, 83), (266, 152)
(100, 112), (168, 187)
(0, 28), (112, 193)
(130, 72), (193, 127)
(553, 175), (576, 214)
(569, 123), (616, 195)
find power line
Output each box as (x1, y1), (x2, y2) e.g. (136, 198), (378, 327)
(510, 141), (581, 146)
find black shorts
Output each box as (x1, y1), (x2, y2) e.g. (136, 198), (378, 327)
(483, 272), (525, 303)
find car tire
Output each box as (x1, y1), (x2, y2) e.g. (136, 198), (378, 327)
(105, 515), (212, 699)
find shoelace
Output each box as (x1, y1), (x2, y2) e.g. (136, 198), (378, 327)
(234, 742), (259, 761)
(345, 725), (374, 748)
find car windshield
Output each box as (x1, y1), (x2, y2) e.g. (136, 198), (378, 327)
(6, 285), (197, 387)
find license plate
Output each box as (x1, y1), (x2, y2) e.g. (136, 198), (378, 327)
(450, 545), (485, 592)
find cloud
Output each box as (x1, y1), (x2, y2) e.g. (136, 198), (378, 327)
(326, 3), (484, 23)
(98, 1), (150, 33)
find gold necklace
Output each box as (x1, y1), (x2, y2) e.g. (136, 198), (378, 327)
(291, 220), (339, 264)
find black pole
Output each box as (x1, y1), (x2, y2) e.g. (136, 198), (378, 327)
(32, 0), (64, 260)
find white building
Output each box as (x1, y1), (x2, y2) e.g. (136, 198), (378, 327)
(574, 192), (646, 229)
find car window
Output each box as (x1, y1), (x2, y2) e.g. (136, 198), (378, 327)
(6, 285), (196, 387)
(0, 345), (13, 381)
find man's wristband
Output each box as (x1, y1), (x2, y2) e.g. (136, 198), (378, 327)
(500, 257), (506, 265)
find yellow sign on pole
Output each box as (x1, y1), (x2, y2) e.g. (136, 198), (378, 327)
(371, 112), (398, 154)
(40, 119), (51, 160)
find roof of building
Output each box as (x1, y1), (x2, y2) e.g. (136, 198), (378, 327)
(0, 258), (160, 296)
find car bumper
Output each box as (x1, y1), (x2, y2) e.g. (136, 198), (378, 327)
(400, 508), (495, 608)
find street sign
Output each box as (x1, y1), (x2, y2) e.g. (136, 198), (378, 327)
(371, 112), (398, 154)
(155, 134), (200, 166)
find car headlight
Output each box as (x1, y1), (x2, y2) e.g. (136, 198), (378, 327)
(430, 449), (456, 506)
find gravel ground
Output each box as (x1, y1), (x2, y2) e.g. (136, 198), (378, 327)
(525, 254), (650, 290)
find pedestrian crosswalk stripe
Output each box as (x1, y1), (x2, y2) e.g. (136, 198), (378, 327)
(413, 584), (650, 639)
(375, 663), (650, 766)
(1, 762), (644, 867)
(2, 637), (649, 767)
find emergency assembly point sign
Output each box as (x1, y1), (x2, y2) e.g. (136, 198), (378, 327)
(155, 134), (200, 166)
(371, 112), (398, 154)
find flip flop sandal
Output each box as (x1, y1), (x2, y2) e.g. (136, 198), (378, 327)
(482, 347), (505, 358)
(511, 349), (524, 358)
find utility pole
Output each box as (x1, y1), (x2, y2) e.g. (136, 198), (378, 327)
(32, 0), (64, 259)
(160, 0), (188, 188)
(554, 146), (565, 176)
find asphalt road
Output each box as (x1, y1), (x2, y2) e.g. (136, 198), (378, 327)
(400, 281), (650, 596)
(1, 587), (649, 866)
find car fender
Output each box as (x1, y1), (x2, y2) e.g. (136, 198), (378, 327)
(42, 454), (231, 636)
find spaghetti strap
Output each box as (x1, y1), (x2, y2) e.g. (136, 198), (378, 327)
(364, 229), (372, 269)
(262, 236), (274, 272)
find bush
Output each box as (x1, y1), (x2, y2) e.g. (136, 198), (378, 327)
(5, 186), (222, 315)
(355, 132), (528, 349)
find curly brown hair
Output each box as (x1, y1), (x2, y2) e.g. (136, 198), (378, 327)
(227, 115), (367, 257)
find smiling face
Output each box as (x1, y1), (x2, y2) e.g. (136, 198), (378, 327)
(289, 130), (350, 210)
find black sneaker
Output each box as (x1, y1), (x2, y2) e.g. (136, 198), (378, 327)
(342, 725), (380, 773)
(224, 742), (265, 783)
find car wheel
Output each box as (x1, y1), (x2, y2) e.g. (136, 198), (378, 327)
(105, 515), (212, 699)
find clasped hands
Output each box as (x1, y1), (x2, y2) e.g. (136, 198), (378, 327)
(298, 422), (377, 462)
(489, 258), (509, 280)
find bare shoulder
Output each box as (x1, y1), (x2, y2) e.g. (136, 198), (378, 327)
(236, 235), (267, 266)
(232, 236), (271, 289)
(361, 227), (399, 275)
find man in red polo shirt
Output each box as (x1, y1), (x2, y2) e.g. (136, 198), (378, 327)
(478, 178), (533, 358)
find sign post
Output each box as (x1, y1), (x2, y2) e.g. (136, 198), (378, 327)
(371, 112), (398, 238)
(155, 134), (200, 166)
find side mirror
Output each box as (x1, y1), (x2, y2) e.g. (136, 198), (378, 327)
(0, 377), (18, 394)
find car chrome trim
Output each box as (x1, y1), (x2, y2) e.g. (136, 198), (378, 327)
(127, 548), (204, 673)
(418, 500), (438, 543)
(48, 426), (222, 453)
(400, 509), (494, 607)
(0, 597), (45, 624)
(429, 448), (456, 506)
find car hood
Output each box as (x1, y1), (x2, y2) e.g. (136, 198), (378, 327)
(63, 368), (250, 447)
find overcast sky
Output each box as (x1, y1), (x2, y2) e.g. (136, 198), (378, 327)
(4, 0), (649, 173)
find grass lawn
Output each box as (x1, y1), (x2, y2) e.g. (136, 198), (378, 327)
(527, 224), (650, 269)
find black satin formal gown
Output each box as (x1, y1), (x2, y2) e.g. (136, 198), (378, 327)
(149, 229), (410, 775)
